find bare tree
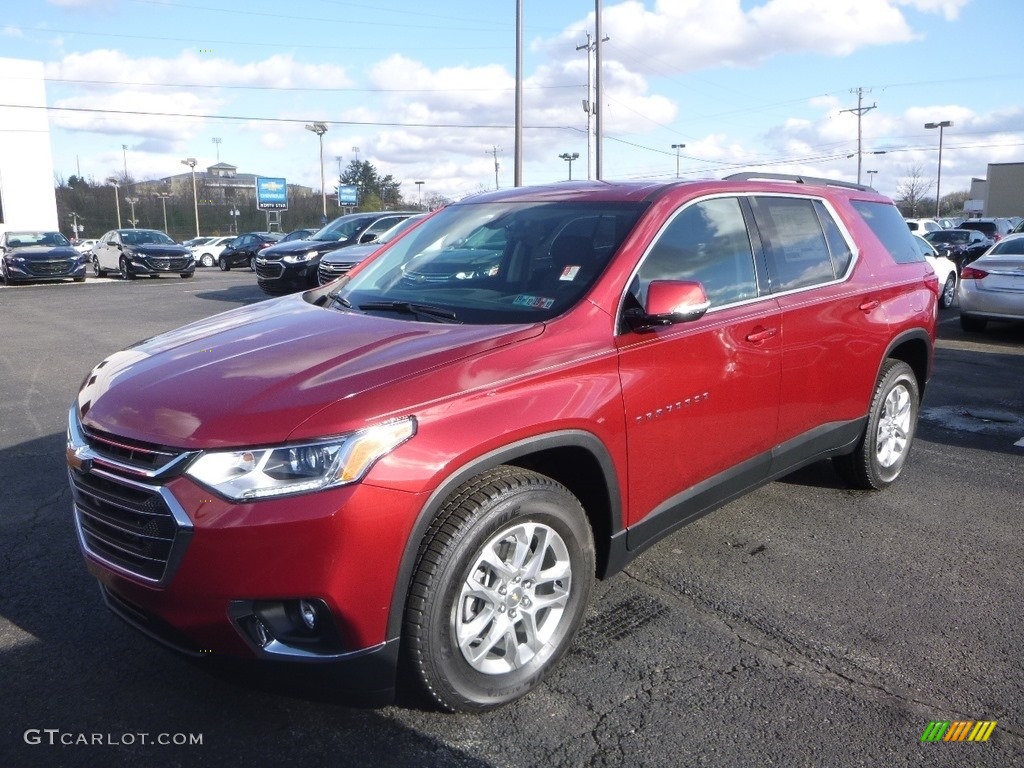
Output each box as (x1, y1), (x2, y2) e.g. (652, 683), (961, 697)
(895, 165), (933, 218)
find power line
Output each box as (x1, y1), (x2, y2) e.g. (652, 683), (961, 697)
(41, 77), (584, 94)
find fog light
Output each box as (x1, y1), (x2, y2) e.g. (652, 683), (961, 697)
(254, 619), (271, 647)
(299, 600), (317, 630)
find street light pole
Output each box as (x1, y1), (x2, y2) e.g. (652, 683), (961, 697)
(558, 152), (580, 180)
(156, 192), (171, 233)
(924, 120), (953, 219)
(866, 169), (878, 189)
(415, 180), (424, 209)
(671, 143), (685, 179)
(107, 178), (122, 229)
(124, 197), (139, 228)
(181, 158), (200, 237)
(305, 122), (329, 219)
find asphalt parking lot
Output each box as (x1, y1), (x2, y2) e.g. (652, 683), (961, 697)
(1, 270), (1022, 767)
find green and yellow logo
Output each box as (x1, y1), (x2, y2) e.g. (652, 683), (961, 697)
(921, 720), (997, 742)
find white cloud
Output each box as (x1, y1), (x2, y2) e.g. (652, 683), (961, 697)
(3, 25), (25, 38)
(895, 0), (970, 21)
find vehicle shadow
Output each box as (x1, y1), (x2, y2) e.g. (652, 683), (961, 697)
(190, 285), (269, 306)
(0, 431), (492, 767)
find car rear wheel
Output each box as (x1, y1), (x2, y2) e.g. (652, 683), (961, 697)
(834, 359), (919, 490)
(219, 256), (230, 271)
(940, 274), (956, 309)
(959, 315), (987, 332)
(200, 254), (215, 267)
(404, 466), (594, 712)
(119, 257), (135, 280)
(92, 256), (106, 278)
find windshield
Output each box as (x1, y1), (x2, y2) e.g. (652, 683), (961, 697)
(7, 232), (71, 247)
(925, 231), (969, 245)
(122, 230), (175, 246)
(336, 200), (647, 324)
(310, 216), (371, 243)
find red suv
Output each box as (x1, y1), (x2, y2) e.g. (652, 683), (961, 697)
(67, 174), (937, 711)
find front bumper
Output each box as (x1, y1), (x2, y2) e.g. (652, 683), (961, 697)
(127, 255), (195, 275)
(257, 258), (320, 294)
(4, 259), (87, 281)
(71, 460), (425, 693)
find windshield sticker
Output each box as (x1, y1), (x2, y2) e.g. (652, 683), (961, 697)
(513, 294), (555, 309)
(559, 265), (581, 281)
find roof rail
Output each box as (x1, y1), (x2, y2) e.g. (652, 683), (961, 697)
(723, 172), (873, 193)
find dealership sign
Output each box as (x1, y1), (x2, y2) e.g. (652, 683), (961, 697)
(337, 185), (359, 206)
(256, 177), (288, 210)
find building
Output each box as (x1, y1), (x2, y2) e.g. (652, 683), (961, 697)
(0, 58), (59, 236)
(965, 162), (1024, 218)
(136, 163), (313, 207)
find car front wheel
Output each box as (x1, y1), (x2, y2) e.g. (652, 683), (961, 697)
(92, 256), (106, 278)
(404, 466), (595, 712)
(219, 256), (230, 271)
(201, 254), (215, 267)
(834, 359), (919, 490)
(119, 257), (135, 280)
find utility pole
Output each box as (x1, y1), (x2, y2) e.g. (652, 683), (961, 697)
(577, 33), (595, 180)
(514, 0), (523, 187)
(839, 87), (876, 185)
(671, 143), (686, 178)
(212, 137), (221, 163)
(488, 146), (501, 190)
(594, 0), (604, 180)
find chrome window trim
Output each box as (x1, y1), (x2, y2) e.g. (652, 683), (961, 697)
(615, 190), (863, 329)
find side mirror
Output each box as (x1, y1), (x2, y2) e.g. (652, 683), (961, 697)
(106, 241), (118, 247)
(625, 280), (710, 331)
(359, 232), (378, 244)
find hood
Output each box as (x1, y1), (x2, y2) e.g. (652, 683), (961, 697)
(260, 239), (343, 260)
(321, 242), (380, 265)
(8, 246), (80, 259)
(128, 244), (189, 257)
(77, 295), (541, 449)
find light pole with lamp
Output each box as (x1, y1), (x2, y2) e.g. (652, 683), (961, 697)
(305, 122), (329, 219)
(229, 207), (240, 234)
(124, 197), (139, 227)
(106, 178), (122, 229)
(866, 169), (878, 189)
(671, 143), (685, 178)
(559, 152), (580, 180)
(156, 191), (171, 233)
(415, 180), (424, 209)
(70, 211), (81, 240)
(924, 121), (953, 219)
(181, 158), (200, 237)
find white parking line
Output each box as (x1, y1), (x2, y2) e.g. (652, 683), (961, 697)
(1015, 437), (1024, 448)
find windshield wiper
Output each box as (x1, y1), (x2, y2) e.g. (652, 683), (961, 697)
(358, 301), (460, 323)
(326, 290), (352, 308)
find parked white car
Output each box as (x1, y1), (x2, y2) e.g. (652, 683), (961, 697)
(913, 234), (958, 308)
(906, 218), (941, 234)
(74, 238), (100, 255)
(192, 236), (236, 267)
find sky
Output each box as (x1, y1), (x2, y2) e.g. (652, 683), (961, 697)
(2, 0), (1021, 207)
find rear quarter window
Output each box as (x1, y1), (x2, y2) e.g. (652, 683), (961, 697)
(851, 201), (924, 264)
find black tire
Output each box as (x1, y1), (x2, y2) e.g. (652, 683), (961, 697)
(959, 314), (987, 332)
(250, 256), (257, 272)
(404, 466), (595, 712)
(200, 254), (215, 267)
(1, 264), (10, 286)
(939, 274), (956, 309)
(92, 256), (107, 278)
(219, 256), (231, 271)
(119, 257), (135, 280)
(73, 277), (85, 283)
(834, 359), (920, 490)
(180, 272), (193, 279)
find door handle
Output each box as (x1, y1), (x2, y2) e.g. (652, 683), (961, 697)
(859, 299), (880, 312)
(745, 326), (777, 344)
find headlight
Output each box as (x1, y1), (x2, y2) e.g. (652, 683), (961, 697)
(283, 250), (319, 264)
(184, 417), (416, 500)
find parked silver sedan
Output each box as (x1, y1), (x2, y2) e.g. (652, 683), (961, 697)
(958, 233), (1024, 332)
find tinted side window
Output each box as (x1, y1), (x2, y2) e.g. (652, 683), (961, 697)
(750, 196), (836, 291)
(634, 197), (758, 308)
(851, 200), (924, 264)
(814, 200), (853, 276)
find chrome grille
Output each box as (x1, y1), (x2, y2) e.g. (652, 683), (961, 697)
(82, 426), (182, 473)
(143, 256), (191, 271)
(318, 261), (355, 285)
(27, 259), (75, 276)
(255, 261), (284, 280)
(70, 468), (189, 584)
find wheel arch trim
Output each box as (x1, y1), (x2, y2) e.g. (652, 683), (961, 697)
(385, 429), (621, 640)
